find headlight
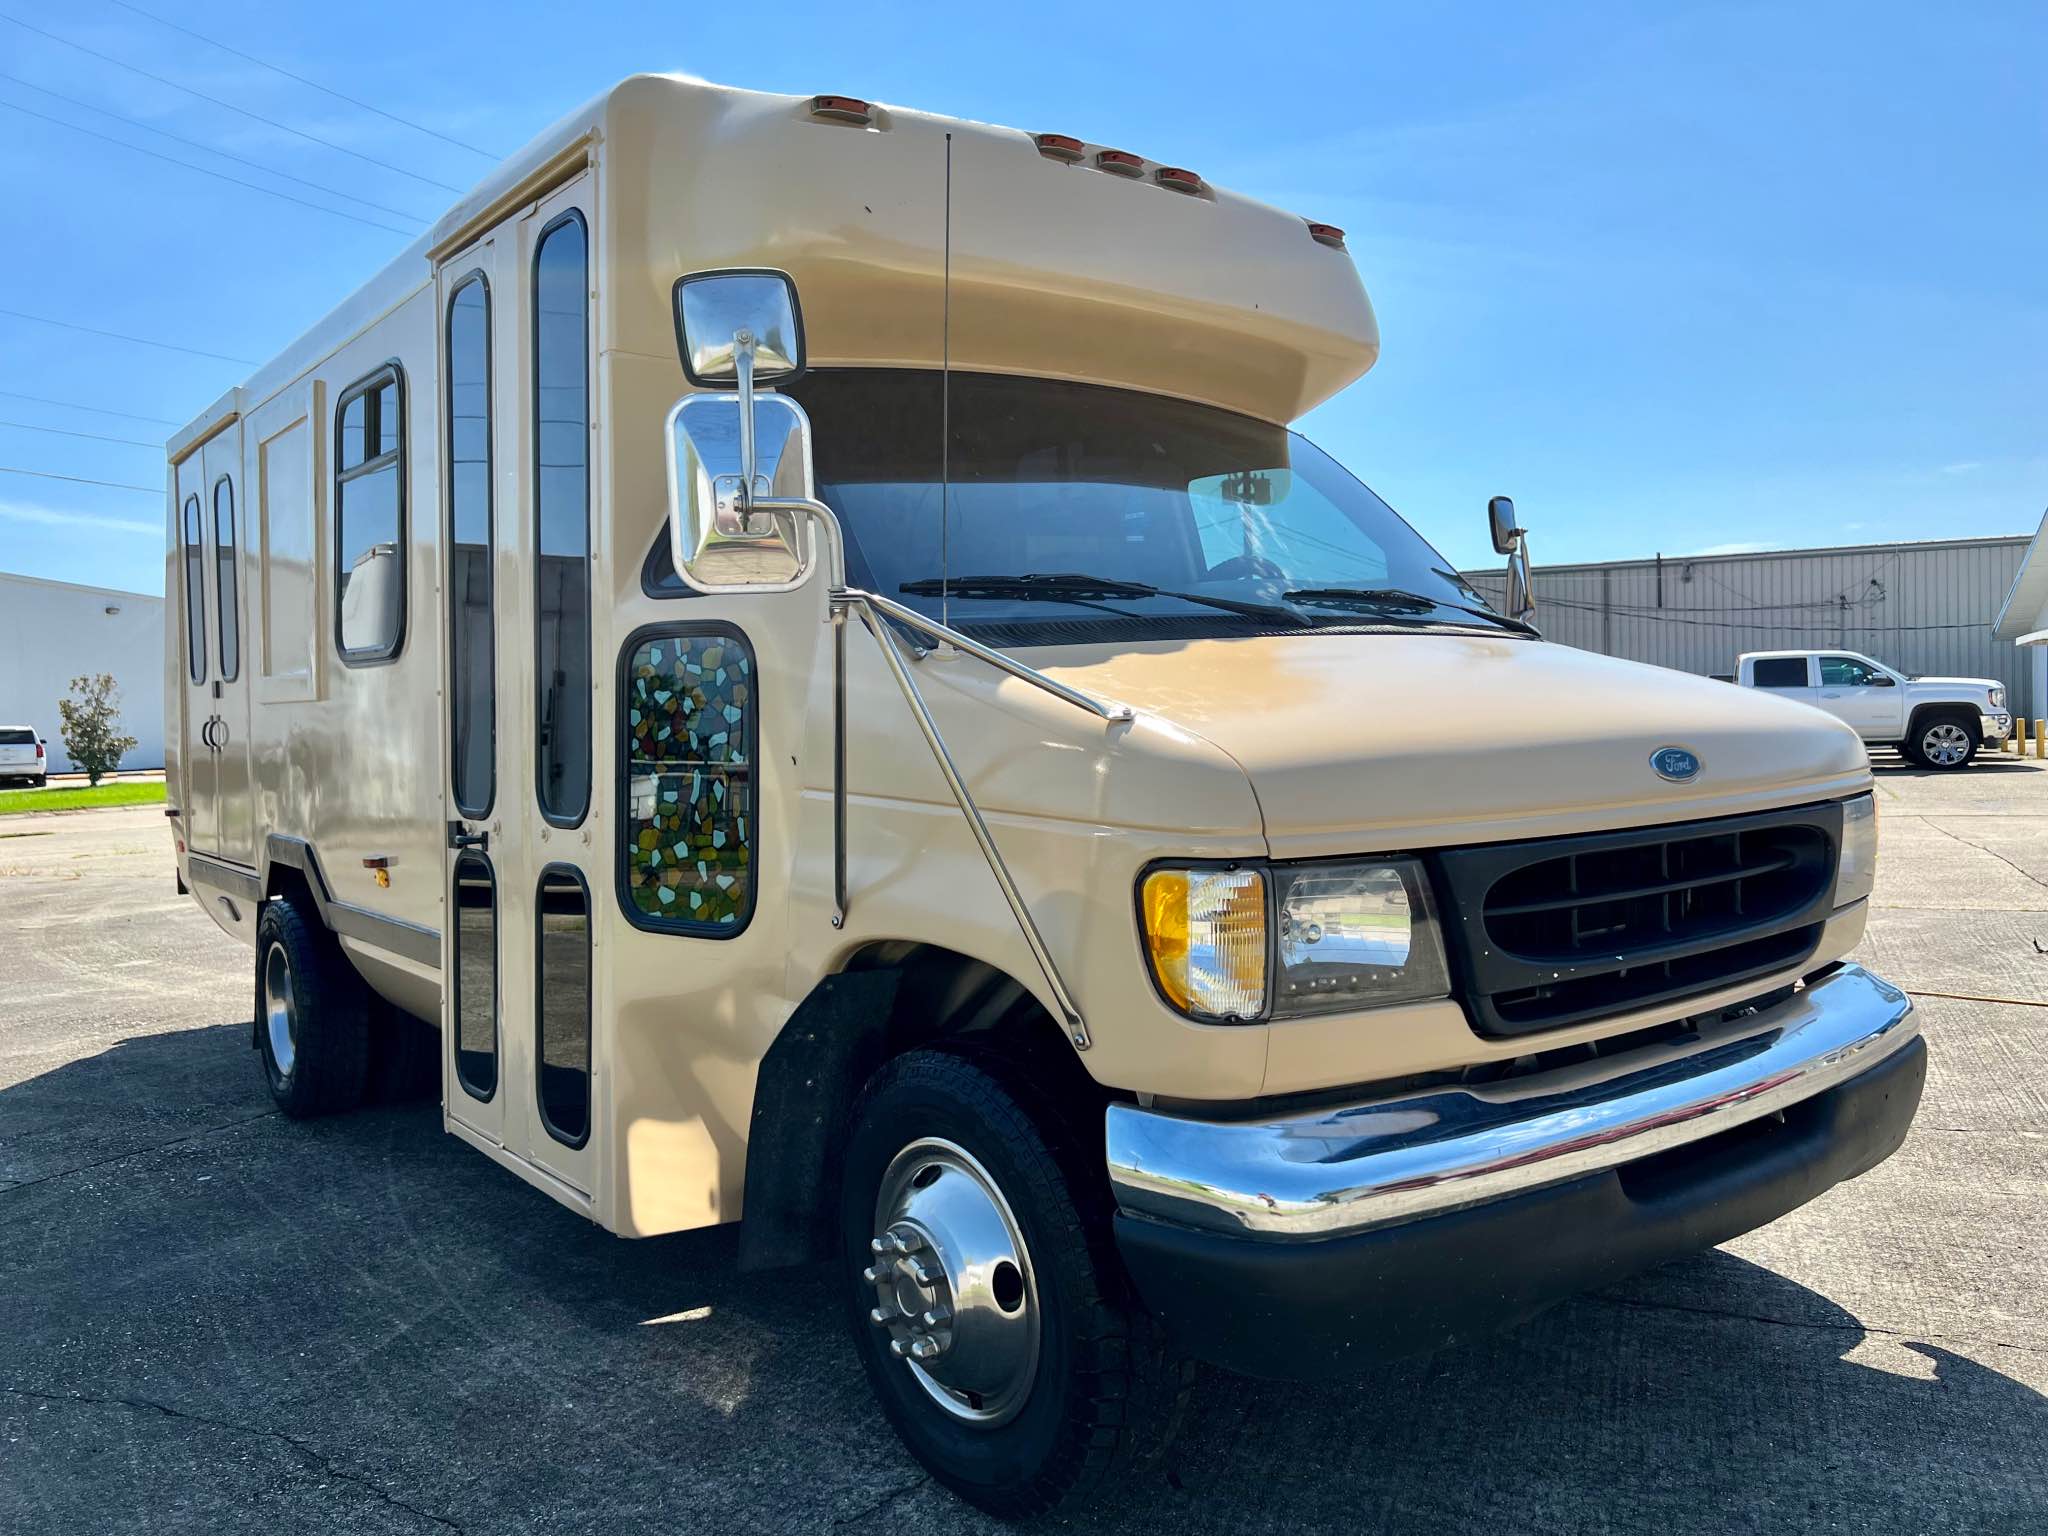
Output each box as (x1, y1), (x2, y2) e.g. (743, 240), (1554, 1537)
(1833, 793), (1877, 908)
(1990, 686), (2007, 709)
(1139, 858), (1451, 1021)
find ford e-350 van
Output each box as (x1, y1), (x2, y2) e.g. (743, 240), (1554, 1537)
(163, 76), (1922, 1517)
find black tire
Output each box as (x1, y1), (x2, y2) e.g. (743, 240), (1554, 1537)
(839, 1050), (1191, 1520)
(254, 897), (370, 1117)
(30, 775), (45, 788)
(1911, 710), (1978, 771)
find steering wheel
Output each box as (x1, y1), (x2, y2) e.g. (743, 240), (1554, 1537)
(1202, 553), (1287, 583)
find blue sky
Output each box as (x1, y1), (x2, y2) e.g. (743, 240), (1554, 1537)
(1, 0), (2042, 596)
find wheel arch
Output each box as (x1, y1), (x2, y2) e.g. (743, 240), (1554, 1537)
(736, 943), (1103, 1272)
(1908, 701), (1981, 747)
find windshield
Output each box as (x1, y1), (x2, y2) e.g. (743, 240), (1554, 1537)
(763, 369), (1502, 638)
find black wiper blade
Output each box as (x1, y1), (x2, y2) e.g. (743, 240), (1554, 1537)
(1282, 586), (1540, 637)
(900, 572), (1312, 627)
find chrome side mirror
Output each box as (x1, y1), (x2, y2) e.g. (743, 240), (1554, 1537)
(666, 392), (818, 592)
(673, 270), (805, 388)
(1488, 494), (1519, 556)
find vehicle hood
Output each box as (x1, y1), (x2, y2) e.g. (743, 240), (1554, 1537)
(1909, 676), (1999, 691)
(1027, 632), (1871, 856)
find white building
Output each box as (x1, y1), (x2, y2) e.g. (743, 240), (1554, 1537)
(1465, 534), (2034, 714)
(1992, 509), (2048, 711)
(0, 572), (165, 773)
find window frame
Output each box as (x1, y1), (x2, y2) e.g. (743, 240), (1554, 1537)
(180, 491), (207, 685)
(445, 269), (496, 819)
(212, 473), (240, 683)
(332, 360), (409, 667)
(533, 861), (594, 1150)
(614, 621), (761, 939)
(1820, 654), (1889, 688)
(531, 208), (591, 828)
(450, 849), (500, 1104)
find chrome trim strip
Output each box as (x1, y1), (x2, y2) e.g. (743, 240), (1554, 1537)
(1106, 964), (1918, 1241)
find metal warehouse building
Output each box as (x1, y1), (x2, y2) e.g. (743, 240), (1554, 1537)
(1463, 535), (2034, 716)
(0, 572), (165, 773)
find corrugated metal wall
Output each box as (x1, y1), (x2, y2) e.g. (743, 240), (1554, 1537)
(1461, 537), (2033, 716)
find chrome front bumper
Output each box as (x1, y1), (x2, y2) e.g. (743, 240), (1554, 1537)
(1107, 963), (1918, 1242)
(1984, 711), (2013, 741)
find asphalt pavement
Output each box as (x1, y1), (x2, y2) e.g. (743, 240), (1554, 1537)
(2, 757), (2043, 1533)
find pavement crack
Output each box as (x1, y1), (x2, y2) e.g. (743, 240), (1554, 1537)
(1917, 815), (2048, 893)
(830, 1471), (932, 1529)
(1905, 987), (2048, 1009)
(0, 1109), (279, 1195)
(1586, 1292), (2048, 1358)
(2, 1386), (461, 1531)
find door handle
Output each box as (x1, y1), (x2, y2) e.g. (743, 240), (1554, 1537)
(446, 820), (488, 852)
(210, 718), (229, 749)
(199, 718), (216, 750)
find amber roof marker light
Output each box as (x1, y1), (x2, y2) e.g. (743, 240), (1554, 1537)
(1155, 165), (1205, 195)
(1307, 221), (1348, 249)
(809, 94), (873, 125)
(1034, 132), (1086, 163)
(1094, 148), (1144, 177)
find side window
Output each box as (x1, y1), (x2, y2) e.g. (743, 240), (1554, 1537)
(1751, 657), (1809, 689)
(213, 477), (239, 682)
(621, 628), (756, 933)
(535, 865), (592, 1147)
(451, 851), (498, 1101)
(447, 274), (494, 816)
(181, 493), (206, 684)
(534, 211), (590, 825)
(1820, 656), (1881, 687)
(334, 364), (406, 663)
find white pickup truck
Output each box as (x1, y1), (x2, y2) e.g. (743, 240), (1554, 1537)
(1737, 650), (2012, 768)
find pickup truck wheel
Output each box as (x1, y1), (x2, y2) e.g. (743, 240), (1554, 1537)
(839, 1050), (1190, 1519)
(255, 897), (370, 1117)
(1914, 713), (1977, 770)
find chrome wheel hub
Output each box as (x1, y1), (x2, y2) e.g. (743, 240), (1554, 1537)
(263, 941), (297, 1080)
(1924, 723), (1970, 766)
(864, 1137), (1039, 1426)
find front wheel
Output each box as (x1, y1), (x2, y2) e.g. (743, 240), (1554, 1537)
(1913, 712), (1978, 770)
(839, 1051), (1188, 1519)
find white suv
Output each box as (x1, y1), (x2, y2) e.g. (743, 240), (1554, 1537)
(0, 726), (49, 787)
(1738, 650), (2012, 769)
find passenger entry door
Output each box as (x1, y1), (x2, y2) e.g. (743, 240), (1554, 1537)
(173, 424), (251, 863)
(1817, 655), (1905, 738)
(439, 177), (600, 1207)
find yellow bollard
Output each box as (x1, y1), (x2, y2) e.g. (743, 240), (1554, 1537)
(2037, 718), (2045, 759)
(2013, 719), (2026, 754)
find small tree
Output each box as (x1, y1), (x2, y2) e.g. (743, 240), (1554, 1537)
(57, 673), (139, 786)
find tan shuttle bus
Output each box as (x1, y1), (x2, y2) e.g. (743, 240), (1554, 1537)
(164, 77), (1923, 1516)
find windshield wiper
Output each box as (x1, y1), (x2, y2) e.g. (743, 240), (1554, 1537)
(1283, 586), (1540, 637)
(899, 572), (1313, 627)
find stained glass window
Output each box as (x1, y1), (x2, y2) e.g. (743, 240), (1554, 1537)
(623, 630), (754, 931)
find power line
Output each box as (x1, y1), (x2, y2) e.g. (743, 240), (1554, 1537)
(0, 418), (158, 449)
(0, 10), (465, 195)
(1, 70), (433, 224)
(0, 390), (176, 425)
(0, 98), (420, 238)
(0, 306), (257, 365)
(0, 465), (159, 495)
(100, 0), (503, 161)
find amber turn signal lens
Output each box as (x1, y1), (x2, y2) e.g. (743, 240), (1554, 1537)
(1140, 867), (1267, 1020)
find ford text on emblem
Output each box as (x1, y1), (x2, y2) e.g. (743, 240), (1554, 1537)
(1651, 746), (1702, 782)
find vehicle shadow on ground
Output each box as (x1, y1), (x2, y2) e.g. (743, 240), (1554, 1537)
(5, 1026), (2045, 1534)
(1871, 754), (2042, 778)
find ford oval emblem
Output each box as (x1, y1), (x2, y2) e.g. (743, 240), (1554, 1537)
(1651, 746), (1702, 782)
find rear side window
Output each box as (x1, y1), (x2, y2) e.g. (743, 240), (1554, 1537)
(335, 364), (406, 663)
(181, 493), (206, 683)
(447, 272), (495, 818)
(1751, 657), (1808, 688)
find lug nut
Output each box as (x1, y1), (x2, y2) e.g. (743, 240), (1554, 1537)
(869, 1234), (900, 1256)
(889, 1338), (910, 1359)
(868, 1306), (894, 1326)
(861, 1265), (884, 1285)
(920, 1307), (950, 1328)
(907, 1260), (939, 1287)
(909, 1336), (942, 1360)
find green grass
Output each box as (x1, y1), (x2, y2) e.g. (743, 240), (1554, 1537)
(0, 780), (167, 815)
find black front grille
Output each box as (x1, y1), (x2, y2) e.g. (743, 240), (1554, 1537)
(1432, 803), (1843, 1036)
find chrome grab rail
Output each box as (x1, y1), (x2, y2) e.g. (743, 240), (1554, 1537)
(1106, 963), (1919, 1238)
(749, 493), (1127, 1051)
